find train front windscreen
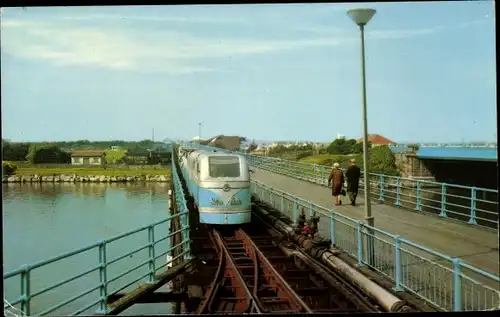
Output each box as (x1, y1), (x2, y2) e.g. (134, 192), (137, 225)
(208, 156), (240, 178)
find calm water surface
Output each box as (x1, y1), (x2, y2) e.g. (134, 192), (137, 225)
(3, 182), (175, 315)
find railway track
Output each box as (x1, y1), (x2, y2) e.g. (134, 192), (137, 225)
(193, 214), (381, 314)
(173, 147), (384, 314)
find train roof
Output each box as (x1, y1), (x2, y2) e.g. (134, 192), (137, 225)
(192, 152), (245, 163)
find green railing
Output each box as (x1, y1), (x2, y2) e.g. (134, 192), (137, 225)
(189, 143), (500, 311)
(3, 146), (190, 316)
(251, 180), (500, 311)
(193, 143), (498, 229)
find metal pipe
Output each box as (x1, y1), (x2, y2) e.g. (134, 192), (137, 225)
(276, 242), (380, 312)
(321, 252), (408, 312)
(253, 204), (410, 312)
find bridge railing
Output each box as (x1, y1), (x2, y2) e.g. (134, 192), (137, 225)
(228, 149), (497, 229)
(3, 149), (191, 316)
(191, 143), (498, 229)
(251, 180), (500, 312)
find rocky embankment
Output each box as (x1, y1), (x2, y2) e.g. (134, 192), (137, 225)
(2, 174), (170, 183)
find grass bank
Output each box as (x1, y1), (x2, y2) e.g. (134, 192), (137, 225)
(15, 166), (171, 177)
(300, 153), (363, 168)
(104, 149), (127, 163)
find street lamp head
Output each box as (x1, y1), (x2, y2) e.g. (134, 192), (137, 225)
(347, 8), (376, 26)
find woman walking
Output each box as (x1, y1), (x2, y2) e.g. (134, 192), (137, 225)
(328, 162), (345, 206)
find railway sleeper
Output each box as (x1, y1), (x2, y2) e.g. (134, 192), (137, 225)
(223, 236), (312, 313)
(294, 286), (330, 296)
(207, 227), (368, 314)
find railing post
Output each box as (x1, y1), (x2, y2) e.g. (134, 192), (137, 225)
(330, 213), (335, 248)
(20, 265), (31, 317)
(378, 174), (385, 201)
(468, 187), (478, 225)
(148, 225), (156, 282)
(292, 197), (298, 223)
(309, 201), (313, 218)
(280, 193), (284, 214)
(452, 258), (462, 312)
(356, 221), (364, 266)
(392, 235), (404, 291)
(415, 181), (422, 211)
(395, 177), (401, 207)
(321, 166), (326, 186)
(181, 210), (193, 260)
(440, 183), (448, 218)
(96, 240), (108, 314)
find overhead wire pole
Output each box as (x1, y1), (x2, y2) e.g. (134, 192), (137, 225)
(347, 8), (377, 266)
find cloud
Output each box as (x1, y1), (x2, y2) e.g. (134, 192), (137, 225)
(2, 13), (481, 75)
(1, 18), (353, 74)
(58, 13), (246, 24)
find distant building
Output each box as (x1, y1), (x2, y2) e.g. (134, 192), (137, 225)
(71, 150), (107, 165)
(110, 146), (122, 151)
(207, 135), (241, 150)
(336, 133), (345, 140)
(356, 134), (395, 147)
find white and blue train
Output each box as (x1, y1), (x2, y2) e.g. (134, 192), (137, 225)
(178, 146), (251, 225)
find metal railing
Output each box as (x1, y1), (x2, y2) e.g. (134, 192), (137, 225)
(250, 180), (500, 312)
(3, 149), (190, 316)
(191, 143), (498, 229)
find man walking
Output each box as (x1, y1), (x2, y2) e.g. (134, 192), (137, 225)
(346, 158), (361, 206)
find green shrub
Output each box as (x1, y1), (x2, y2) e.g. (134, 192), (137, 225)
(300, 146), (399, 175)
(2, 161), (18, 176)
(300, 154), (363, 169)
(296, 150), (314, 160)
(370, 145), (400, 176)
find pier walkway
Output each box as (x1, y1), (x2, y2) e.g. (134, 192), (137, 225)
(251, 167), (498, 276)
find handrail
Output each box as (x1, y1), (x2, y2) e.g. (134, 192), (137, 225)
(3, 145), (191, 316)
(249, 179), (500, 312)
(189, 143), (498, 229)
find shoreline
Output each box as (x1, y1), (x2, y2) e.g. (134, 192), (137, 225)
(3, 174), (171, 183)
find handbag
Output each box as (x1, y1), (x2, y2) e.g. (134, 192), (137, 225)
(341, 189), (346, 196)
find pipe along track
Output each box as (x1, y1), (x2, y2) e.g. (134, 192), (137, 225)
(194, 214), (381, 314)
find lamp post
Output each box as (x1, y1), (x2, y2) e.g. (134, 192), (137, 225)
(347, 8), (376, 266)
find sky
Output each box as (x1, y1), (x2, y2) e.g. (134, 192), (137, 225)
(1, 2), (497, 143)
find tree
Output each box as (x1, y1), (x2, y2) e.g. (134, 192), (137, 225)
(268, 145), (287, 156)
(369, 145), (399, 176)
(326, 138), (373, 155)
(247, 141), (258, 153)
(327, 139), (355, 154)
(407, 143), (420, 152)
(351, 142), (363, 154)
(2, 141), (30, 161)
(26, 144), (71, 164)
